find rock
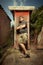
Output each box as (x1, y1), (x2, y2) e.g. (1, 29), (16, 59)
(37, 27), (43, 49)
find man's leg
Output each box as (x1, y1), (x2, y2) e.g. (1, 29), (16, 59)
(19, 43), (27, 54)
(18, 34), (30, 57)
(19, 43), (30, 58)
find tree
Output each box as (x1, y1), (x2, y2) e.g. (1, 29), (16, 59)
(30, 6), (43, 47)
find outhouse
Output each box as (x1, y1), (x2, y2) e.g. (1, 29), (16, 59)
(8, 6), (35, 49)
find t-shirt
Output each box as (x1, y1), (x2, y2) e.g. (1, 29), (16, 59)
(17, 21), (27, 34)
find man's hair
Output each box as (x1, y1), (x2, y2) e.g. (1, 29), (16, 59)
(19, 16), (24, 23)
(19, 16), (24, 18)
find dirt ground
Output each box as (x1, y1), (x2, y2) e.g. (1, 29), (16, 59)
(1, 47), (43, 65)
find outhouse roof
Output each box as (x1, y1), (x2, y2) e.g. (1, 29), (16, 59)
(8, 6), (35, 11)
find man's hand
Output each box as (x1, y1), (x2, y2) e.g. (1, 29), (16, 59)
(16, 24), (26, 30)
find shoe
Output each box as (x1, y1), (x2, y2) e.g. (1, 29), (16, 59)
(25, 54), (30, 58)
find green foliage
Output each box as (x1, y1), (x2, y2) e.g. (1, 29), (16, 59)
(31, 6), (43, 36)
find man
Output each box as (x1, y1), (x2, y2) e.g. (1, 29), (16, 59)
(16, 16), (30, 58)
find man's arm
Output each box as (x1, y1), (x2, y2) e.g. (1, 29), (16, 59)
(16, 24), (26, 30)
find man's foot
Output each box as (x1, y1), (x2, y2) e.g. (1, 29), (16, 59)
(24, 54), (30, 58)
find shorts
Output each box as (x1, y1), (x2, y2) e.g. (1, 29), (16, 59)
(18, 33), (28, 44)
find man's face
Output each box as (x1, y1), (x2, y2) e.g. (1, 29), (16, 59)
(19, 17), (24, 21)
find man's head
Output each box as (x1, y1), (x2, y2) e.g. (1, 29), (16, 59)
(19, 16), (24, 22)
